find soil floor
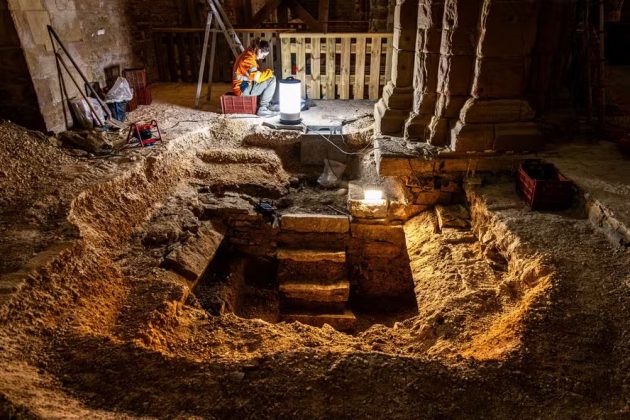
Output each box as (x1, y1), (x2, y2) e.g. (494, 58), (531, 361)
(0, 85), (629, 418)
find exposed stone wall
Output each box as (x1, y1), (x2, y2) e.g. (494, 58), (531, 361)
(7, 0), (137, 132)
(376, 0), (578, 153)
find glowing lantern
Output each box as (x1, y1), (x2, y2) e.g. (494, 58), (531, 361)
(279, 77), (302, 125)
(363, 187), (384, 204)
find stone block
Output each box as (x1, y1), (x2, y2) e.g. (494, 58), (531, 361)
(280, 280), (350, 304)
(393, 22), (417, 51)
(375, 99), (408, 135)
(277, 256), (346, 284)
(450, 121), (494, 152)
(418, 27), (443, 54)
(493, 122), (544, 152)
(478, 0), (540, 57)
(16, 0), (43, 10)
(404, 113), (432, 141)
(435, 94), (469, 119)
(348, 181), (388, 219)
(382, 83), (414, 110)
(280, 213), (350, 234)
(440, 28), (478, 55)
(282, 309), (356, 331)
(428, 117), (450, 147)
(418, 0), (445, 29)
(443, 0), (484, 30)
(391, 50), (415, 87)
(277, 249), (346, 263)
(277, 232), (348, 249)
(414, 52), (440, 94)
(460, 98), (535, 123)
(162, 223), (225, 282)
(361, 241), (403, 258)
(24, 10), (52, 50)
(472, 56), (530, 98)
(437, 54), (476, 96)
(351, 223), (405, 244)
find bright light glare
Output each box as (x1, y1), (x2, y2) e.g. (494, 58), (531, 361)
(363, 188), (384, 203)
(279, 80), (301, 114)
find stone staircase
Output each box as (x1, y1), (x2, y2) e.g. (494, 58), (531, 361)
(277, 214), (356, 331)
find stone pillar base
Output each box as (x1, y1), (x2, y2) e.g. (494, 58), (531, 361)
(375, 99), (409, 136)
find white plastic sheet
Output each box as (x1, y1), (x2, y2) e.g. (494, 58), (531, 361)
(105, 77), (133, 103)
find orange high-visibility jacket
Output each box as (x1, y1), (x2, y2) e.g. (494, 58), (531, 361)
(232, 49), (273, 96)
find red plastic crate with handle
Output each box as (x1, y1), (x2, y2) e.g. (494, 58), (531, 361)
(517, 160), (574, 210)
(221, 92), (257, 114)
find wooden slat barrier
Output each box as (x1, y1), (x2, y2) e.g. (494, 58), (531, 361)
(152, 28), (294, 83)
(279, 33), (393, 100)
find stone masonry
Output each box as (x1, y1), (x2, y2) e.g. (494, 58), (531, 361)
(376, 0), (578, 152)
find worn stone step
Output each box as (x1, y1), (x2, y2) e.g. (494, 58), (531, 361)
(277, 249), (346, 263)
(281, 309), (357, 331)
(280, 280), (350, 303)
(277, 249), (347, 284)
(280, 213), (350, 234)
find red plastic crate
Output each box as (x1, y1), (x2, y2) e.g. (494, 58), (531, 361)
(123, 68), (147, 89)
(517, 160), (574, 210)
(220, 92), (257, 114)
(135, 86), (152, 106)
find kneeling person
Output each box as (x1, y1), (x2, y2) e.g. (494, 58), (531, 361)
(232, 39), (278, 117)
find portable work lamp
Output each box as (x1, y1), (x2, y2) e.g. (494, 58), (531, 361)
(279, 77), (302, 125)
(363, 187), (384, 204)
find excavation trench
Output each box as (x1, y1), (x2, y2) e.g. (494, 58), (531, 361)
(128, 118), (555, 353)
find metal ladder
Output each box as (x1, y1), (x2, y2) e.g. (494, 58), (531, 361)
(195, 0), (245, 108)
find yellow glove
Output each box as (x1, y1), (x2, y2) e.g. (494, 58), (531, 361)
(257, 69), (274, 83)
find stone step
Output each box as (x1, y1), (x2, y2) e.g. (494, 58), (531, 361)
(277, 249), (347, 284)
(279, 280), (350, 304)
(277, 248), (346, 263)
(280, 213), (350, 234)
(281, 309), (357, 331)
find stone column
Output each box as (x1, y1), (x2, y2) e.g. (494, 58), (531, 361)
(403, 0), (445, 142)
(450, 0), (542, 152)
(374, 0), (418, 136)
(426, 0), (483, 146)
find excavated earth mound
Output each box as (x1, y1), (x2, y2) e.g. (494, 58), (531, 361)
(0, 117), (629, 418)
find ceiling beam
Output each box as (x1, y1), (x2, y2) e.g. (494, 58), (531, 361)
(287, 0), (321, 30)
(250, 0), (285, 26)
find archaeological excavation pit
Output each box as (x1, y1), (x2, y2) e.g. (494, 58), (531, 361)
(2, 0), (630, 416)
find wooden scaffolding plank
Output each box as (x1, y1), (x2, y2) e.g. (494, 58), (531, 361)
(325, 37), (336, 99)
(354, 37), (366, 99)
(310, 37), (321, 99)
(368, 36), (382, 100)
(296, 36), (306, 96)
(281, 36), (292, 78)
(339, 38), (351, 99)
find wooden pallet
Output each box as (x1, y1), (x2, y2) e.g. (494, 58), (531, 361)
(279, 32), (393, 100)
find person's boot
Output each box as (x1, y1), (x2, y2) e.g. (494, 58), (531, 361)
(257, 106), (278, 117)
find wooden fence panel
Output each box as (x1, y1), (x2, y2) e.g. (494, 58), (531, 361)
(280, 33), (392, 100)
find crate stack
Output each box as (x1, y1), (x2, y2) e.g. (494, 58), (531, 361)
(123, 68), (151, 111)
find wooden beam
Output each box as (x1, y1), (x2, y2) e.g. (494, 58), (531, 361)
(251, 0), (284, 26)
(288, 0), (321, 30)
(319, 0), (329, 33)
